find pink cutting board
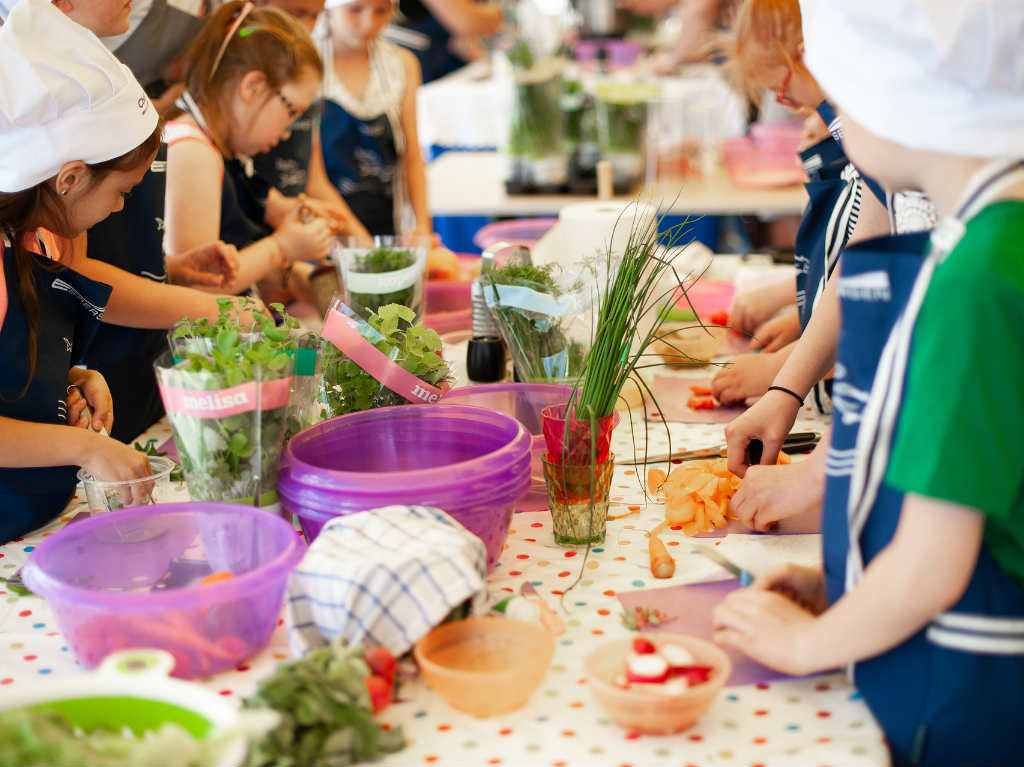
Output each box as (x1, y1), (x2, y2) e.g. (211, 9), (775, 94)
(675, 280), (735, 319)
(618, 580), (817, 686)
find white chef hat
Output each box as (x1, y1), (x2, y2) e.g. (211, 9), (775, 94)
(801, 0), (1024, 157)
(0, 0), (158, 193)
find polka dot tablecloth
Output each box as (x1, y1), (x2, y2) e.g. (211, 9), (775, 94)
(0, 400), (890, 767)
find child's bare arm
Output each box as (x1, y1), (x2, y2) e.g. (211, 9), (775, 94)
(713, 493), (983, 675)
(398, 49), (431, 235)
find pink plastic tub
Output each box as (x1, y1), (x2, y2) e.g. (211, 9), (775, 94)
(472, 218), (557, 252)
(441, 383), (572, 512)
(278, 405), (531, 570)
(721, 135), (805, 188)
(21, 503), (304, 678)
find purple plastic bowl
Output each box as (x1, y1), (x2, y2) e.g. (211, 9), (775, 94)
(441, 383), (572, 512)
(279, 405), (531, 570)
(472, 217), (557, 251)
(21, 503), (304, 679)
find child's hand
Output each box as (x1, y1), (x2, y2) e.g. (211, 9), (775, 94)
(80, 435), (155, 506)
(66, 369), (113, 434)
(750, 309), (801, 352)
(730, 458), (825, 532)
(168, 241), (240, 287)
(730, 284), (794, 334)
(275, 206), (331, 263)
(712, 587), (818, 676)
(711, 351), (784, 406)
(724, 389), (802, 476)
(300, 197), (369, 239)
(751, 562), (827, 614)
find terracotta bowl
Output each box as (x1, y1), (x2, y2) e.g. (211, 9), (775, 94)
(584, 633), (731, 734)
(414, 616), (554, 718)
(651, 322), (726, 366)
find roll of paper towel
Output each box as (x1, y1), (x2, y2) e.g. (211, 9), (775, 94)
(532, 200), (657, 268)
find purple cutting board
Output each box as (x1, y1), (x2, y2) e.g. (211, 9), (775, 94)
(618, 580), (810, 687)
(158, 436), (179, 463)
(646, 376), (746, 424)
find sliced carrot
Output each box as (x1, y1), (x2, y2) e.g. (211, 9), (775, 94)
(647, 468), (667, 493)
(200, 571), (235, 586)
(688, 384), (712, 396)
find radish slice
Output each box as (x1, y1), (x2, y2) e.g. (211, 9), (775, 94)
(660, 678), (689, 696)
(661, 643), (696, 669)
(625, 652), (669, 684)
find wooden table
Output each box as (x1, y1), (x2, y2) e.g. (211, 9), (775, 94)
(428, 151), (808, 219)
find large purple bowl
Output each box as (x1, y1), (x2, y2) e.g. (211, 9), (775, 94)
(279, 404), (531, 570)
(21, 503), (304, 678)
(441, 383), (572, 512)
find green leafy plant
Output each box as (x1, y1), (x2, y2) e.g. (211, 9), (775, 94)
(317, 304), (451, 419)
(243, 642), (405, 766)
(157, 298), (298, 506)
(133, 438), (184, 483)
(485, 261), (590, 383)
(344, 247), (421, 320)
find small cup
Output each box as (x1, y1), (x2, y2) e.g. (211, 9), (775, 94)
(542, 455), (615, 546)
(466, 336), (505, 382)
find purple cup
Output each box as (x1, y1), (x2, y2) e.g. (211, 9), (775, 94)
(441, 383), (572, 512)
(278, 404), (531, 570)
(22, 503), (304, 679)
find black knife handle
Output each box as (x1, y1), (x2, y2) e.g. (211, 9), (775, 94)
(746, 438), (764, 465)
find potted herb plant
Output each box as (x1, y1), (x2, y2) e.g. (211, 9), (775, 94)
(315, 301), (451, 419)
(333, 235), (430, 324)
(595, 81), (659, 192)
(542, 211), (696, 545)
(155, 298), (297, 508)
(483, 260), (595, 384)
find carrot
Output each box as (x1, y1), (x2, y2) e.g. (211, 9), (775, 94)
(200, 571), (235, 586)
(649, 523), (675, 579)
(647, 467), (667, 493)
(688, 384), (712, 396)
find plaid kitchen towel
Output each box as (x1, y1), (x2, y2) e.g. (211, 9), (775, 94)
(286, 505), (488, 656)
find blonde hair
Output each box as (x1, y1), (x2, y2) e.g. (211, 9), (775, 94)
(180, 1), (323, 157)
(723, 0), (804, 104)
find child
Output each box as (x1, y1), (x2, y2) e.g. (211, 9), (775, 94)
(714, 2), (1024, 763)
(711, 0), (881, 408)
(227, 0), (369, 254)
(320, 0), (431, 236)
(0, 0), (165, 540)
(164, 1), (332, 295)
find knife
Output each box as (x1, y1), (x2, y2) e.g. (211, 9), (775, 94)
(621, 431), (819, 465)
(691, 542), (754, 586)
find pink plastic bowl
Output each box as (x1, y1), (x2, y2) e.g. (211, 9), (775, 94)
(441, 383), (572, 512)
(21, 503), (304, 679)
(721, 136), (805, 188)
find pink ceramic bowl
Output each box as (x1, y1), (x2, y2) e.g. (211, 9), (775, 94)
(584, 633), (731, 734)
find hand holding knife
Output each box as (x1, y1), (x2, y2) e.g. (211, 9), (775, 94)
(621, 431), (819, 466)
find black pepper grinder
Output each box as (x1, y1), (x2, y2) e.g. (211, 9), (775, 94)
(467, 242), (531, 383)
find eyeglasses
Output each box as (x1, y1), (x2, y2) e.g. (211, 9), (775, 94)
(775, 62), (800, 108)
(275, 88), (303, 121)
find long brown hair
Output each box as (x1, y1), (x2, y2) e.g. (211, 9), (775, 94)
(179, 1), (323, 158)
(0, 125), (161, 401)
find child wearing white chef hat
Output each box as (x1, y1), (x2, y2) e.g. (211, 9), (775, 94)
(319, 0), (432, 236)
(713, 2), (1024, 764)
(0, 0), (161, 540)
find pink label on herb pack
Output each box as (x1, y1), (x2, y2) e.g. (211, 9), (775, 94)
(322, 308), (446, 404)
(159, 378), (290, 418)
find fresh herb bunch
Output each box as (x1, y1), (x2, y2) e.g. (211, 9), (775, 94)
(595, 83), (657, 156)
(134, 438), (185, 482)
(346, 247), (420, 320)
(317, 304), (450, 419)
(486, 262), (588, 383)
(508, 56), (566, 160)
(572, 210), (696, 421)
(244, 642), (405, 767)
(160, 298), (298, 506)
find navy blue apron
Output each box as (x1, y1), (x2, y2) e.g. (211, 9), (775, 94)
(320, 99), (397, 236)
(385, 0), (465, 84)
(824, 169), (1024, 763)
(816, 100), (887, 210)
(0, 239), (112, 542)
(85, 146), (171, 442)
(229, 103), (319, 241)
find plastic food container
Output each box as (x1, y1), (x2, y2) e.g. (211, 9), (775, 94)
(721, 136), (805, 188)
(0, 649), (260, 766)
(22, 503), (304, 679)
(584, 634), (730, 734)
(440, 383), (571, 512)
(472, 218), (557, 252)
(414, 616), (554, 717)
(78, 455), (180, 514)
(279, 405), (531, 570)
